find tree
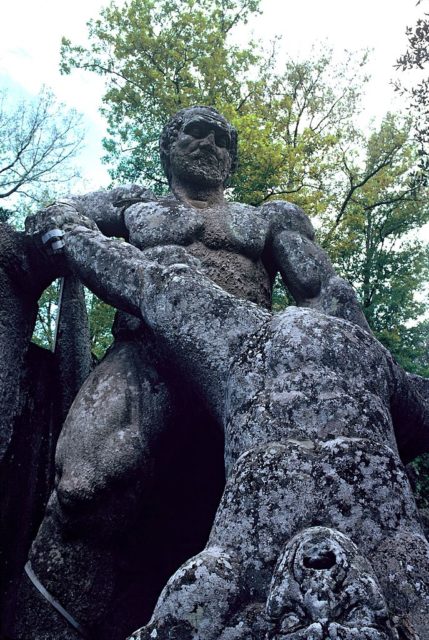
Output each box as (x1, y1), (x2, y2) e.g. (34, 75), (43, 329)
(0, 88), (84, 210)
(61, 0), (261, 191)
(395, 0), (429, 169)
(31, 279), (62, 352)
(60, 1), (370, 209)
(59, 0), (428, 359)
(32, 280), (115, 361)
(224, 48), (368, 211)
(319, 113), (429, 375)
(87, 292), (116, 360)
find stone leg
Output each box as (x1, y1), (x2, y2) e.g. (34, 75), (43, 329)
(373, 530), (429, 639)
(10, 339), (172, 640)
(129, 547), (242, 640)
(129, 439), (429, 639)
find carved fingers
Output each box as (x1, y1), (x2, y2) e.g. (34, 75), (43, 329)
(41, 228), (65, 255)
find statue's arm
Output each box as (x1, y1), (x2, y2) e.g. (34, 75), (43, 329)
(61, 224), (145, 318)
(27, 184), (156, 241)
(263, 201), (370, 332)
(63, 184), (156, 237)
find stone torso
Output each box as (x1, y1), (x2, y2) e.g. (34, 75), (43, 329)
(124, 196), (273, 308)
(224, 307), (397, 471)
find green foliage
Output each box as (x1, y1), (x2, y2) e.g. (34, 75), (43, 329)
(412, 453), (429, 510)
(224, 49), (368, 211)
(38, 0), (429, 505)
(395, 1), (429, 171)
(32, 280), (115, 360)
(271, 274), (294, 312)
(61, 0), (261, 190)
(31, 280), (62, 352)
(316, 113), (429, 376)
(60, 0), (429, 368)
(379, 319), (429, 378)
(60, 1), (368, 212)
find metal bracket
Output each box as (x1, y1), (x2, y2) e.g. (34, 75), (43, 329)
(41, 228), (65, 244)
(24, 561), (91, 639)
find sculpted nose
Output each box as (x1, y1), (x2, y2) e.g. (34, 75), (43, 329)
(200, 131), (216, 147)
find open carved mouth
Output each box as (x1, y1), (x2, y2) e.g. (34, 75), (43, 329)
(266, 528), (393, 640)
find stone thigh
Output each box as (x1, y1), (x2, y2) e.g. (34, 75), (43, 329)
(53, 339), (171, 535)
(11, 337), (226, 640)
(11, 339), (172, 639)
(129, 439), (429, 640)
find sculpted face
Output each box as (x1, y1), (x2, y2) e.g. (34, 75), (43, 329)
(266, 528), (395, 639)
(169, 109), (233, 188)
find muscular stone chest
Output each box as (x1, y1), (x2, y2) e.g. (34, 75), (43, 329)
(125, 197), (267, 255)
(125, 197), (273, 307)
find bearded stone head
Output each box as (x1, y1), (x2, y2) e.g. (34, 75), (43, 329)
(266, 527), (397, 639)
(159, 106), (238, 188)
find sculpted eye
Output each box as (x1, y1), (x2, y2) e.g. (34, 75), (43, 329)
(186, 125), (203, 138)
(216, 134), (230, 148)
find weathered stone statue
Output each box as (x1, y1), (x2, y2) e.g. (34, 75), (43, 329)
(25, 211), (429, 638)
(4, 106), (429, 639)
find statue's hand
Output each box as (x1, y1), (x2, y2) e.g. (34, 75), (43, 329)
(26, 204), (97, 255)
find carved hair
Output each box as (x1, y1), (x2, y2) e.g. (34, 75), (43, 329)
(159, 106), (238, 186)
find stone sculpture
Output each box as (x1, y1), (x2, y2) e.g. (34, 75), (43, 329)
(34, 220), (428, 639)
(3, 106), (429, 639)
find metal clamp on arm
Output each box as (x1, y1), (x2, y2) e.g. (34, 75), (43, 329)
(41, 228), (65, 254)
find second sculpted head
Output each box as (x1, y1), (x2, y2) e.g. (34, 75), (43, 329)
(160, 106), (238, 189)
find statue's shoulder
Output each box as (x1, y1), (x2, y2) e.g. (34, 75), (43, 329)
(108, 183), (157, 208)
(227, 201), (261, 224)
(259, 200), (315, 240)
(62, 183), (157, 217)
(128, 193), (191, 212)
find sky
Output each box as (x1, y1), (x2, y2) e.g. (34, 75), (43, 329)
(0, 0), (424, 192)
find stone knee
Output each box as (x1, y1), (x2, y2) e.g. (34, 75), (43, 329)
(55, 470), (98, 527)
(129, 548), (241, 640)
(54, 457), (146, 537)
(52, 340), (171, 535)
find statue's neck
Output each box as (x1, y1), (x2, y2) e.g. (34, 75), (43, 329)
(171, 178), (225, 209)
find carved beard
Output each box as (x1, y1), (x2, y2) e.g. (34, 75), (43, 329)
(170, 146), (231, 187)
